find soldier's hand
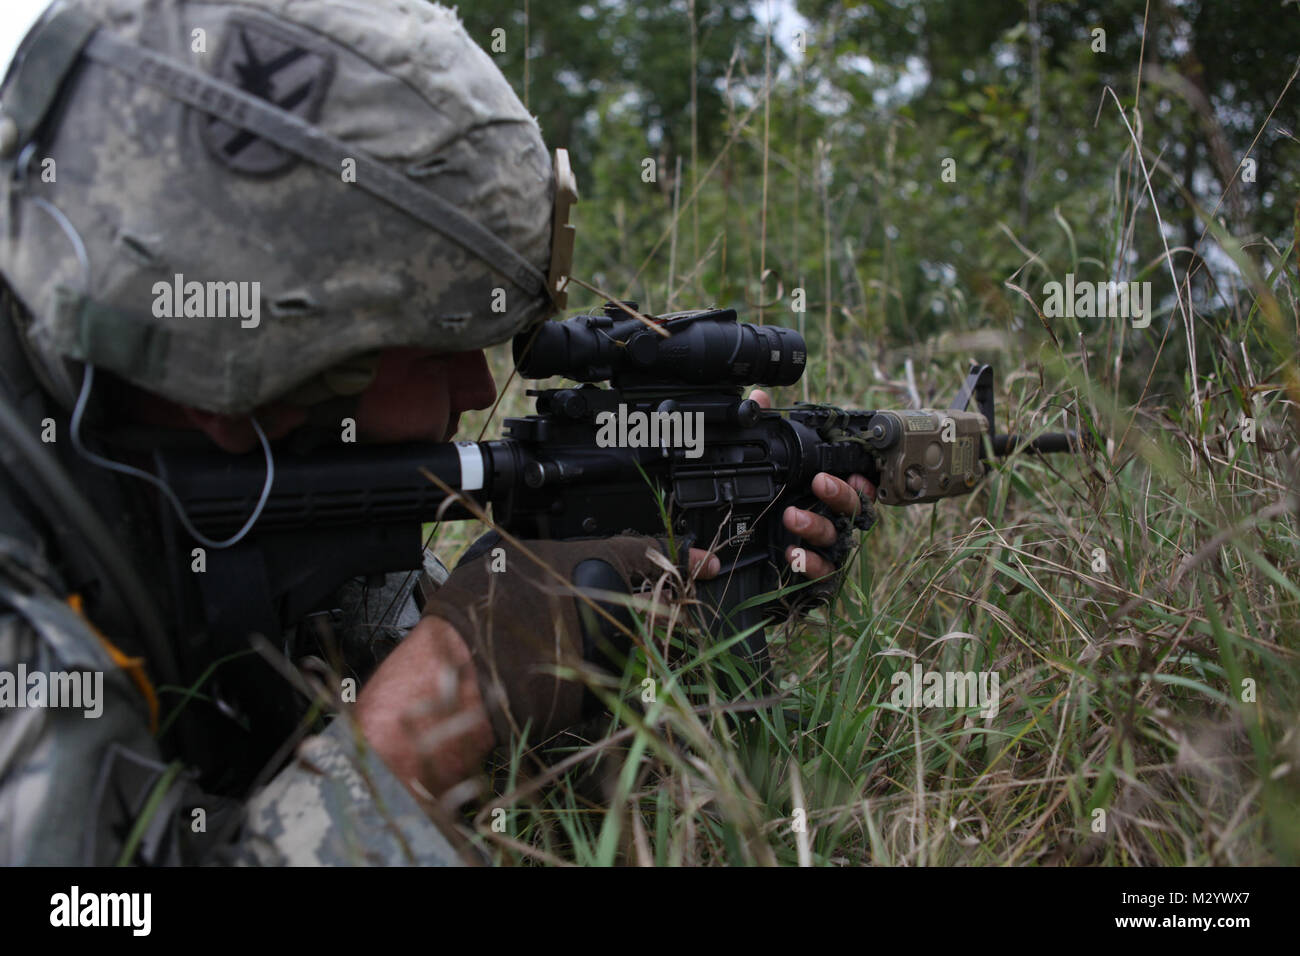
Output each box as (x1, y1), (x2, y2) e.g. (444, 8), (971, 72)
(748, 388), (877, 579)
(355, 615), (494, 801)
(420, 535), (697, 747)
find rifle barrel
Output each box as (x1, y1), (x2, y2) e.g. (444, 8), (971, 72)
(991, 431), (1087, 456)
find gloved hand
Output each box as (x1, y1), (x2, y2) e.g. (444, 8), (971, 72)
(782, 473), (877, 610)
(748, 389), (878, 610)
(420, 534), (692, 745)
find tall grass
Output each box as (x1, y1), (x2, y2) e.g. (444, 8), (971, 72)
(431, 38), (1300, 869)
(444, 317), (1298, 865)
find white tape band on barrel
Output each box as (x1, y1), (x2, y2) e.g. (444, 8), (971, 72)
(455, 441), (485, 491)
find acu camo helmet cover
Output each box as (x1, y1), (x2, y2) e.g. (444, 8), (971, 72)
(0, 0), (560, 414)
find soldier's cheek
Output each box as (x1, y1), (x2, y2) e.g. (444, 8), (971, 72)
(353, 378), (452, 443)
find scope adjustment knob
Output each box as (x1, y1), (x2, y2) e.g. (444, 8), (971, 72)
(555, 389), (588, 418)
(734, 398), (761, 427)
(626, 331), (659, 367)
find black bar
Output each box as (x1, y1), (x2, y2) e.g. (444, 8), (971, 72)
(154, 441), (490, 533)
(991, 431), (1087, 456)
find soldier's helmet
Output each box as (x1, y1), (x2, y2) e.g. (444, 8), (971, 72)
(0, 0), (566, 414)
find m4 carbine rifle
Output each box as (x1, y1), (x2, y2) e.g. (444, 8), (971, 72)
(154, 304), (1087, 752)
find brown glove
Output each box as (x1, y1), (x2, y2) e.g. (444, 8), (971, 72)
(419, 535), (680, 745)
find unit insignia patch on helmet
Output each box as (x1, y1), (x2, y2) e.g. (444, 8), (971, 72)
(200, 17), (335, 176)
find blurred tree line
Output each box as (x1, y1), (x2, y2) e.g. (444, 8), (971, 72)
(453, 0), (1299, 394)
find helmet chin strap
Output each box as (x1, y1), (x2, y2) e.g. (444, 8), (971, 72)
(71, 363), (276, 550)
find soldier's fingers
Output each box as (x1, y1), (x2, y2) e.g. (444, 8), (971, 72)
(688, 548), (722, 580)
(749, 388), (773, 409)
(786, 545), (835, 579)
(812, 473), (863, 517)
(784, 505), (837, 547)
(847, 473), (877, 501)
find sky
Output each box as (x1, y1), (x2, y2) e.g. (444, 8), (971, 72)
(1, 0), (51, 75)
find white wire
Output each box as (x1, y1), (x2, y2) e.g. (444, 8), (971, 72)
(29, 195), (89, 277)
(25, 165), (275, 549)
(71, 365), (276, 549)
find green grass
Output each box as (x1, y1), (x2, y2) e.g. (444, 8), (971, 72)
(422, 54), (1300, 869)
(426, 290), (1300, 866)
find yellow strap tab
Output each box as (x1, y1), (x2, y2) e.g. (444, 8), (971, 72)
(67, 593), (159, 734)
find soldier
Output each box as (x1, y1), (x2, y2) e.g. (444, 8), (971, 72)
(0, 0), (871, 865)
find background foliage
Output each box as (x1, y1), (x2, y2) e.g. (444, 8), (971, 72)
(441, 0), (1300, 866)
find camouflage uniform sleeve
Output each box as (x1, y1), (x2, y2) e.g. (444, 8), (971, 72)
(0, 569), (463, 866)
(236, 717), (465, 866)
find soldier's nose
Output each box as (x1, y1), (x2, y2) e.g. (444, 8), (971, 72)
(452, 350), (497, 412)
